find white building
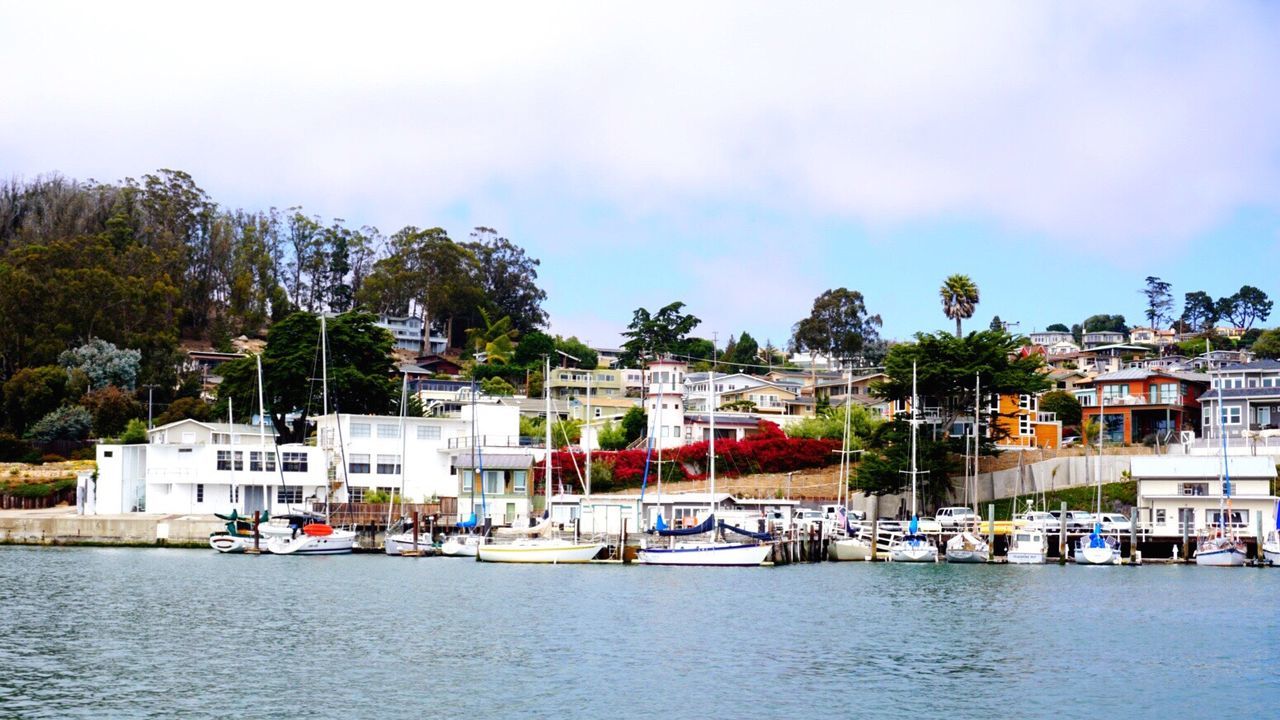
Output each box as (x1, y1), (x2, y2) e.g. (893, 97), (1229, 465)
(1132, 455), (1278, 536)
(94, 419), (326, 516)
(644, 357), (687, 450)
(1029, 330), (1074, 347)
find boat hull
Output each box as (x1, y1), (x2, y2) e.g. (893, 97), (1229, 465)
(477, 540), (604, 564)
(265, 531), (356, 556)
(944, 548), (988, 564)
(638, 542), (771, 566)
(384, 533), (431, 556)
(440, 535), (484, 557)
(889, 545), (938, 563)
(1194, 547), (1247, 566)
(1006, 550), (1046, 564)
(1265, 548), (1280, 567)
(209, 534), (269, 553)
(829, 538), (872, 562)
(1075, 545), (1121, 565)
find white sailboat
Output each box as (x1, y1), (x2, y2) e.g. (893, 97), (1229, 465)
(1076, 392), (1120, 565)
(477, 356), (605, 564)
(1196, 374), (1247, 566)
(1263, 500), (1279, 566)
(946, 372), (989, 564)
(638, 352), (772, 567)
(267, 315), (355, 556)
(888, 362), (938, 563)
(439, 380), (490, 557)
(830, 370), (872, 561)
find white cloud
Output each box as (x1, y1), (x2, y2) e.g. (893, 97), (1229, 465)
(2, 1), (1278, 252)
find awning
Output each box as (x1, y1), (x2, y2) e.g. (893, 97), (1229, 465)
(452, 452), (533, 470)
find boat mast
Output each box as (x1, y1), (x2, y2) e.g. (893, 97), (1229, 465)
(389, 372), (407, 530)
(909, 361), (919, 519)
(840, 368), (853, 509)
(228, 397), (236, 512)
(1096, 391), (1105, 529)
(709, 344), (717, 524)
(1217, 367), (1231, 533)
(545, 355), (553, 519)
(256, 354), (267, 514)
(321, 315), (329, 417)
(585, 365), (592, 498)
(972, 372), (980, 518)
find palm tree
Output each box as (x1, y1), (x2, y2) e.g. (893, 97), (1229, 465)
(940, 274), (980, 337)
(464, 308), (518, 364)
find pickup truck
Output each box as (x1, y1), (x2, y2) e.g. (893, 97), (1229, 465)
(935, 507), (980, 528)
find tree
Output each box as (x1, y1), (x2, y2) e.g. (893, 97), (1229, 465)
(1217, 286), (1273, 332)
(119, 418), (149, 444)
(597, 421), (628, 450)
(463, 228), (549, 335)
(555, 336), (598, 369)
(854, 419), (957, 509)
(480, 376), (515, 396)
(620, 406), (646, 444)
(619, 301), (701, 366)
(1180, 291), (1218, 334)
(989, 316), (1004, 332)
(464, 308), (518, 364)
(79, 386), (143, 437)
(727, 332), (761, 373)
(939, 274), (980, 337)
(58, 339), (141, 391)
(790, 288), (882, 367)
(154, 396), (211, 426)
(25, 405), (93, 444)
(1039, 390), (1082, 428)
(513, 331), (557, 368)
(1142, 276), (1173, 329)
(216, 311), (396, 443)
(550, 418), (581, 449)
(1082, 314), (1128, 334)
(1045, 323), (1070, 333)
(3, 366), (72, 434)
(1250, 329), (1280, 359)
(526, 370), (544, 398)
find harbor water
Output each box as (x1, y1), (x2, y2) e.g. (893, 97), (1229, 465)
(2, 547), (1277, 719)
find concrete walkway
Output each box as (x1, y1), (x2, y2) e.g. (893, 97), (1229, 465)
(0, 509), (221, 547)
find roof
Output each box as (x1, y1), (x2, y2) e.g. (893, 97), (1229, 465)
(1197, 386), (1280, 401)
(683, 413), (766, 426)
(1130, 455), (1277, 480)
(1218, 359), (1280, 371)
(552, 492), (800, 507)
(148, 418), (275, 436)
(452, 452), (533, 470)
(1084, 368), (1209, 384)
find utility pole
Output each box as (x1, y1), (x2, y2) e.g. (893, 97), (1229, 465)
(143, 384), (159, 428)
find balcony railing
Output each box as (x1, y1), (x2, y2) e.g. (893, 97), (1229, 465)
(448, 435), (545, 450)
(1099, 394), (1182, 407)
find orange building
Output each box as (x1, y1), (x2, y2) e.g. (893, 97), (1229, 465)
(1076, 368), (1208, 444)
(994, 392), (1063, 449)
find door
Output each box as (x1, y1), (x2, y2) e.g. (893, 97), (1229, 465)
(243, 486), (265, 514)
(1177, 507), (1194, 534)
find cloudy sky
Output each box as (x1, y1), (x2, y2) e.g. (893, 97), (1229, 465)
(3, 1), (1279, 348)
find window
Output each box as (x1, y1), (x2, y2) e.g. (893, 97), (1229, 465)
(376, 454), (401, 474)
(1180, 482), (1208, 496)
(377, 424), (400, 439)
(1221, 406), (1242, 425)
(1075, 392), (1095, 407)
(276, 485), (302, 504)
(1018, 415), (1032, 436)
(350, 423), (371, 438)
(417, 425), (441, 440)
(348, 454), (371, 474)
(196, 483), (204, 502)
(212, 432), (230, 445)
(229, 485), (239, 502)
(513, 470), (527, 493)
(216, 450), (231, 471)
(233, 451), (243, 471)
(250, 451), (263, 472)
(1152, 384), (1178, 405)
(462, 470), (473, 492)
(1018, 394), (1034, 411)
(1154, 509), (1166, 525)
(1102, 385), (1126, 402)
(265, 453), (276, 472)
(282, 452), (308, 473)
(1208, 509), (1247, 528)
(350, 486), (365, 503)
(484, 470), (501, 495)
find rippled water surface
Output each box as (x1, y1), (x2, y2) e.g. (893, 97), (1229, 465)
(2, 547), (1277, 719)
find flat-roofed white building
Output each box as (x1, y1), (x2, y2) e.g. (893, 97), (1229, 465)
(1132, 455), (1278, 536)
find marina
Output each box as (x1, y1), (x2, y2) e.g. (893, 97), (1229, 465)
(1, 545), (1277, 719)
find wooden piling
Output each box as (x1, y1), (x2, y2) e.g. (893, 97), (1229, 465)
(247, 510), (262, 554)
(986, 504), (994, 557)
(1128, 507), (1138, 565)
(1181, 521), (1189, 563)
(1059, 501), (1068, 564)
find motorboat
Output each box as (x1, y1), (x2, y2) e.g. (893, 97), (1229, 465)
(265, 521), (356, 555)
(1006, 530), (1047, 564)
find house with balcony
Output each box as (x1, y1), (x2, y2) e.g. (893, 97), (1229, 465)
(1132, 455), (1278, 537)
(1077, 368), (1209, 444)
(1129, 327), (1180, 347)
(717, 381), (800, 415)
(992, 393), (1063, 448)
(94, 419), (327, 516)
(1196, 360), (1280, 440)
(811, 372), (888, 407)
(546, 367), (627, 402)
(1082, 331), (1127, 349)
(1028, 330), (1074, 347)
(684, 372), (772, 412)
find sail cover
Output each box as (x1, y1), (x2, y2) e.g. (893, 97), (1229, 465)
(719, 521), (772, 541)
(457, 512), (477, 529)
(657, 514), (715, 536)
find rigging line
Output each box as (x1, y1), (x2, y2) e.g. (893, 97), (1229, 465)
(640, 348), (887, 375)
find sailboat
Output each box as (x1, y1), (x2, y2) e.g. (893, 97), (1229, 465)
(1195, 374), (1247, 566)
(946, 372), (990, 563)
(638, 354), (773, 567)
(1262, 500), (1279, 566)
(1075, 392), (1120, 565)
(384, 373), (431, 556)
(888, 362), (938, 563)
(830, 370), (872, 561)
(266, 315), (355, 556)
(477, 356), (605, 563)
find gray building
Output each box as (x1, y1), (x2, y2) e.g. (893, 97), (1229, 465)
(1198, 360), (1280, 438)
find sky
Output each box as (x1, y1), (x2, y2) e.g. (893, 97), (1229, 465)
(3, 1), (1279, 349)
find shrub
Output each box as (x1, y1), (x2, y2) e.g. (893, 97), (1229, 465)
(41, 454), (67, 464)
(0, 432), (37, 462)
(58, 338), (141, 391)
(25, 406), (93, 444)
(119, 418), (149, 444)
(597, 421), (628, 450)
(80, 386), (143, 437)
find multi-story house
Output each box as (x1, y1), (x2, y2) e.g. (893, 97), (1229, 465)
(1077, 368), (1209, 444)
(684, 372), (772, 412)
(94, 419), (326, 516)
(1028, 330), (1074, 347)
(1082, 331), (1127, 348)
(1197, 360), (1280, 439)
(992, 393), (1063, 448)
(1133, 455), (1278, 535)
(374, 314), (449, 355)
(546, 367), (627, 402)
(1129, 327), (1180, 347)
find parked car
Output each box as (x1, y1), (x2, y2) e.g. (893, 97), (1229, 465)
(936, 507), (980, 528)
(1061, 435), (1080, 448)
(1097, 513), (1133, 532)
(1064, 511), (1095, 531)
(1019, 511), (1059, 531)
(792, 508), (827, 532)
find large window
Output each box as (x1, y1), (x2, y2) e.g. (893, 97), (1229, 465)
(1102, 385), (1127, 402)
(350, 486), (366, 503)
(1152, 384), (1179, 405)
(1018, 414), (1032, 437)
(376, 454), (401, 474)
(276, 485), (302, 504)
(1180, 482), (1208, 496)
(484, 470), (501, 495)
(216, 450), (231, 471)
(512, 470), (527, 493)
(417, 425), (441, 440)
(250, 451), (263, 472)
(1076, 392), (1096, 407)
(348, 454), (371, 474)
(1102, 413), (1125, 443)
(461, 469), (473, 492)
(377, 424), (400, 439)
(350, 423), (370, 438)
(233, 451), (243, 471)
(1220, 406), (1242, 425)
(1208, 509), (1248, 528)
(282, 452), (308, 473)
